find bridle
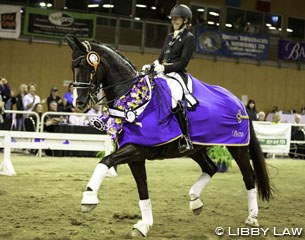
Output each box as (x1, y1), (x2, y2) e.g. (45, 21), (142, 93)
(72, 49), (153, 106)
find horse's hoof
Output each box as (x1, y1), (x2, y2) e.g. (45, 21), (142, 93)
(127, 229), (145, 238)
(189, 194), (204, 215)
(245, 216), (259, 227)
(192, 206), (203, 215)
(81, 204), (97, 213)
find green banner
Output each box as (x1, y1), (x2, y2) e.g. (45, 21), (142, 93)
(23, 7), (96, 39)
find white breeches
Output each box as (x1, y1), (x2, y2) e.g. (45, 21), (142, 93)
(163, 72), (197, 109)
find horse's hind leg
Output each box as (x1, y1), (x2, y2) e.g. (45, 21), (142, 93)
(189, 148), (218, 215)
(128, 161), (152, 237)
(227, 146), (259, 227)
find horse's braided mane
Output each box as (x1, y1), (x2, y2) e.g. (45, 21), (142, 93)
(90, 40), (137, 72)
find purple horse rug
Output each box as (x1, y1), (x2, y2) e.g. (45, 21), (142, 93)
(115, 74), (250, 147)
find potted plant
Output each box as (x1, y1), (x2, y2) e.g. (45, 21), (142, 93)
(207, 145), (233, 173)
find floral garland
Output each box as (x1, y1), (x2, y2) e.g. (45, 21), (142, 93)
(93, 77), (153, 141)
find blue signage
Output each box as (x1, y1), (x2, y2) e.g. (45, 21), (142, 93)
(278, 39), (305, 61)
(196, 27), (269, 60)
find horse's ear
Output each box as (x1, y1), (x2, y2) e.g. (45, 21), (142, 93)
(65, 35), (87, 52)
(66, 35), (76, 50)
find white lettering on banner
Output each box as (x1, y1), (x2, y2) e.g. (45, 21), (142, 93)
(285, 42), (305, 60)
(252, 122), (291, 153)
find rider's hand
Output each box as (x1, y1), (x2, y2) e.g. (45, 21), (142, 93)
(142, 64), (151, 73)
(154, 63), (164, 74)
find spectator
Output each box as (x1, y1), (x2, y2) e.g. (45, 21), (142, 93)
(23, 83), (41, 111)
(246, 99), (258, 121)
(271, 112), (281, 124)
(258, 111), (266, 121)
(63, 82), (75, 112)
(45, 101), (66, 131)
(291, 114), (303, 139)
(69, 106), (86, 125)
(15, 83), (28, 131)
(23, 103), (44, 132)
(0, 96), (5, 129)
(47, 86), (64, 112)
(0, 77), (11, 104)
(87, 103), (101, 123)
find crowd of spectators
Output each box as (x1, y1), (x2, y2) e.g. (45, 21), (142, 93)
(0, 77), (101, 132)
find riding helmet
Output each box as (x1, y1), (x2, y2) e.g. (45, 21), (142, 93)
(170, 4), (192, 20)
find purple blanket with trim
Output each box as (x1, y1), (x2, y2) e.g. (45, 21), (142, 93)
(118, 75), (249, 147)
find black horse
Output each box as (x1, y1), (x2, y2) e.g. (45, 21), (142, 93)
(67, 36), (272, 237)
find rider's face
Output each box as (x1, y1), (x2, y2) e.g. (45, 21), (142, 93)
(171, 17), (184, 30)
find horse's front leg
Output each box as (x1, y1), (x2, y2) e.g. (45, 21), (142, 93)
(81, 144), (147, 213)
(128, 161), (153, 237)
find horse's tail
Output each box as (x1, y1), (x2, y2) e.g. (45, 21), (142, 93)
(249, 121), (273, 201)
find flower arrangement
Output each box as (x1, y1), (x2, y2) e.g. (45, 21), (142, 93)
(208, 145), (233, 172)
(92, 77), (153, 141)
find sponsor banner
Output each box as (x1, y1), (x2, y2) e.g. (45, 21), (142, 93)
(196, 27), (269, 60)
(23, 7), (96, 39)
(253, 122), (291, 153)
(278, 39), (305, 61)
(0, 4), (21, 39)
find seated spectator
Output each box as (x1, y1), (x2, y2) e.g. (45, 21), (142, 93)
(69, 106), (86, 125)
(23, 103), (44, 132)
(47, 86), (64, 112)
(258, 111), (266, 121)
(87, 103), (101, 123)
(44, 101), (66, 131)
(23, 83), (41, 111)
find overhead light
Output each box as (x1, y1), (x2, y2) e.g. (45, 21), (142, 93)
(151, 6), (156, 10)
(20, 9), (23, 13)
(209, 11), (219, 16)
(103, 4), (114, 8)
(269, 26), (276, 30)
(207, 21), (215, 25)
(216, 23), (219, 26)
(225, 23), (232, 28)
(47, 3), (52, 7)
(134, 17), (141, 20)
(136, 4), (147, 8)
(88, 4), (99, 8)
(265, 23), (271, 27)
(279, 28), (282, 31)
(39, 2), (46, 7)
(286, 28), (293, 33)
(197, 8), (204, 12)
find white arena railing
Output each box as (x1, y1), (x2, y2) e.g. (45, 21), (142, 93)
(0, 110), (113, 176)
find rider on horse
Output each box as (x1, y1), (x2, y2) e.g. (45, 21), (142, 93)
(142, 4), (198, 153)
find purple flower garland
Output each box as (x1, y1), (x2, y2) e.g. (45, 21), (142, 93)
(94, 77), (153, 141)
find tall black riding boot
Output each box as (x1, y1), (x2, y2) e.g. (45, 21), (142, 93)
(174, 101), (193, 153)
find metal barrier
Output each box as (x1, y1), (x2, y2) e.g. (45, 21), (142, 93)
(0, 110), (113, 176)
(0, 130), (113, 176)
